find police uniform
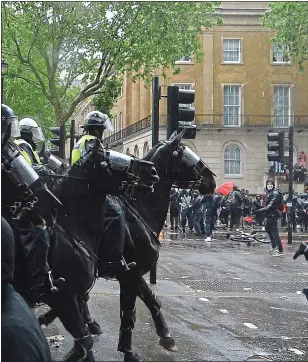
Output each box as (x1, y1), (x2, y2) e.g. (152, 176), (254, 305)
(72, 113), (127, 277)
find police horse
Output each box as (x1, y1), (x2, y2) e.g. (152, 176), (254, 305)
(39, 130), (216, 361)
(2, 137), (158, 362)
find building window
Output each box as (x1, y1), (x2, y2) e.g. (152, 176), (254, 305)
(126, 148), (130, 155)
(119, 111), (123, 130)
(175, 56), (192, 64)
(143, 141), (150, 156)
(224, 145), (241, 176)
(173, 83), (193, 91)
(223, 85), (241, 127)
(273, 86), (291, 127)
(134, 145), (139, 158)
(223, 39), (241, 63)
(272, 44), (290, 64)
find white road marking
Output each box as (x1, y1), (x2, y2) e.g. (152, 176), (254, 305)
(288, 348), (305, 355)
(296, 291), (302, 294)
(180, 276), (189, 279)
(244, 323), (258, 329)
(270, 306), (308, 314)
(281, 336), (291, 340)
(244, 288), (252, 291)
(233, 277), (241, 280)
(199, 297), (209, 302)
(219, 309), (229, 314)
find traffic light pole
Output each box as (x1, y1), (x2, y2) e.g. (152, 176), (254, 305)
(287, 126), (294, 245)
(150, 76), (160, 285)
(59, 124), (66, 159)
(152, 76), (160, 148)
(69, 119), (75, 165)
(167, 86), (179, 138)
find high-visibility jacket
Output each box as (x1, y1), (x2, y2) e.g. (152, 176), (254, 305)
(71, 135), (100, 166)
(14, 139), (41, 165)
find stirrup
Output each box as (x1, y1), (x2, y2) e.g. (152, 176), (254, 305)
(121, 257), (136, 271)
(48, 271), (65, 294)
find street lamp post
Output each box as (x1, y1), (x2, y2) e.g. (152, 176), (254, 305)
(1, 59), (9, 103)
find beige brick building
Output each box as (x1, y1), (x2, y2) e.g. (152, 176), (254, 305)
(103, 1), (308, 194)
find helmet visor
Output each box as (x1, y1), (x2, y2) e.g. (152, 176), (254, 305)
(32, 126), (45, 143)
(103, 117), (114, 132)
(10, 117), (21, 138)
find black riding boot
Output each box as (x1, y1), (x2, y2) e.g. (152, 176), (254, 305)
(118, 309), (140, 361)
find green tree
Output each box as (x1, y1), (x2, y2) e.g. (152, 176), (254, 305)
(263, 2), (308, 71)
(2, 1), (221, 126)
(92, 76), (122, 118)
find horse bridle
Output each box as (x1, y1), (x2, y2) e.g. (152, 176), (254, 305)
(159, 141), (206, 188)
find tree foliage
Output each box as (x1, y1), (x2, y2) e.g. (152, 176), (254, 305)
(263, 2), (308, 71)
(92, 76), (122, 118)
(2, 1), (221, 125)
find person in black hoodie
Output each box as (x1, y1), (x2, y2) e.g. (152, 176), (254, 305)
(169, 187), (180, 231)
(255, 178), (284, 256)
(252, 195), (263, 225)
(229, 185), (243, 230)
(1, 217), (52, 362)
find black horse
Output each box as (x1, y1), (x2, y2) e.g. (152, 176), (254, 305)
(4, 142), (158, 362)
(39, 130), (216, 361)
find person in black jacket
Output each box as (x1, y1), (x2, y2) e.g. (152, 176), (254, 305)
(252, 195), (263, 225)
(1, 217), (52, 362)
(169, 187), (180, 231)
(255, 178), (284, 256)
(229, 185), (243, 230)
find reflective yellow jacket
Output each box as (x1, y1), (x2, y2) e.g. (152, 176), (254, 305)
(14, 139), (41, 165)
(71, 135), (100, 166)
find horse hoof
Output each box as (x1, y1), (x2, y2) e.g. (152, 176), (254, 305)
(159, 337), (178, 352)
(88, 320), (103, 335)
(124, 352), (141, 362)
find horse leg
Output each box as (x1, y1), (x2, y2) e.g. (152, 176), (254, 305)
(49, 293), (95, 362)
(78, 294), (103, 335)
(137, 277), (177, 351)
(38, 308), (58, 327)
(118, 272), (141, 362)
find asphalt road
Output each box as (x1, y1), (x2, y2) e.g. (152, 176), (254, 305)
(39, 228), (308, 361)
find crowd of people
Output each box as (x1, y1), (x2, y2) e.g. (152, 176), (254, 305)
(167, 184), (308, 242)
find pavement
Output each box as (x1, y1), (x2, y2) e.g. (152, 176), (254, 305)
(38, 227), (308, 361)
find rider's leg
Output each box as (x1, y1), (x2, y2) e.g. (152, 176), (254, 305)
(102, 196), (126, 273)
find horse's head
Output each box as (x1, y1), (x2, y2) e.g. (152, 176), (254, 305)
(144, 130), (216, 195)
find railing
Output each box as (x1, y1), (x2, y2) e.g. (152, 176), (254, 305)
(194, 114), (308, 128)
(103, 113), (308, 145)
(103, 115), (151, 145)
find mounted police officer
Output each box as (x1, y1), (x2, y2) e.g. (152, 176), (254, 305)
(255, 178), (284, 256)
(71, 110), (133, 277)
(2, 105), (63, 300)
(15, 118), (44, 164)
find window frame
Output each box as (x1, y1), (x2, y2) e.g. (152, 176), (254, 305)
(272, 84), (292, 128)
(175, 56), (193, 64)
(222, 38), (242, 64)
(271, 44), (292, 65)
(222, 84), (242, 127)
(224, 145), (242, 177)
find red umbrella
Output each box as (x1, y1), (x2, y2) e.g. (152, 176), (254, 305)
(216, 182), (235, 196)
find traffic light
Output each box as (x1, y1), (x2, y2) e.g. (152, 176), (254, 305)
(167, 86), (196, 139)
(49, 125), (66, 159)
(267, 131), (284, 162)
